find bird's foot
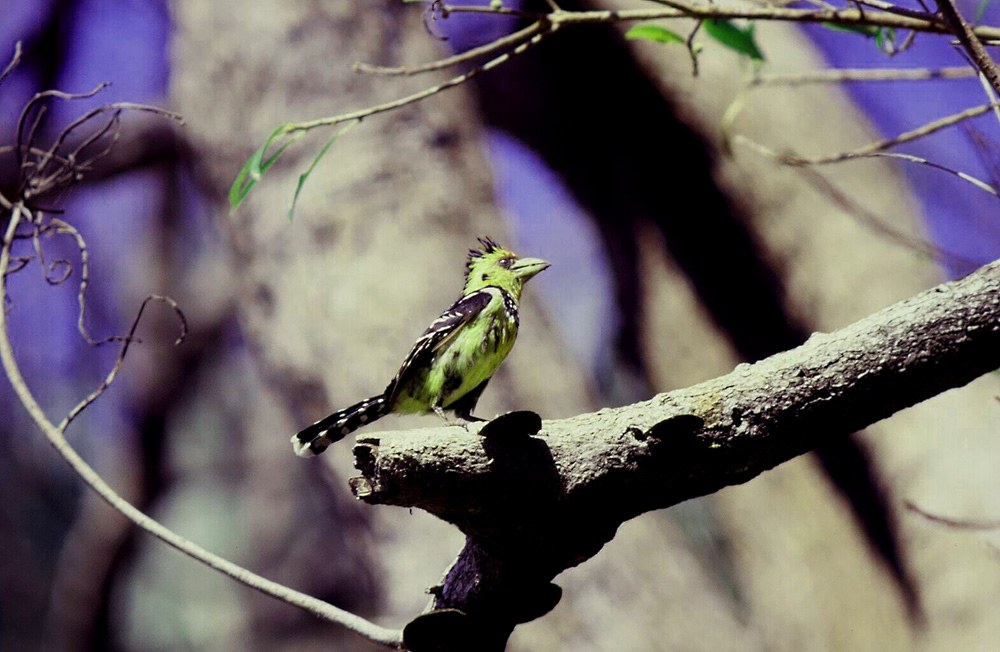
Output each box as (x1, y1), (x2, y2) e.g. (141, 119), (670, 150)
(432, 406), (482, 431)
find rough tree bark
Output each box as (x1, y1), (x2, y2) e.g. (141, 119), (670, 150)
(354, 257), (1000, 649)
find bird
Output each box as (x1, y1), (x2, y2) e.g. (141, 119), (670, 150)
(291, 236), (550, 457)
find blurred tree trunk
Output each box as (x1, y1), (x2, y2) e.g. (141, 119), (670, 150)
(150, 2), (597, 651)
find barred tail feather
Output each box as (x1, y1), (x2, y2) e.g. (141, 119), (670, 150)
(291, 395), (389, 457)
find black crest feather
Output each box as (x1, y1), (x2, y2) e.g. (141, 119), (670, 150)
(466, 236), (503, 274)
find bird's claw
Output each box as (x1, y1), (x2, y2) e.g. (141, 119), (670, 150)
(433, 406), (476, 430)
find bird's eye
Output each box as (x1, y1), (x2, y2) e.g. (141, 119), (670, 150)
(499, 258), (512, 268)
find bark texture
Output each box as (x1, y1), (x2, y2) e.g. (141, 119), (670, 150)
(354, 257), (1000, 645)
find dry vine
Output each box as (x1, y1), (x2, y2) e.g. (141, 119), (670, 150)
(0, 44), (404, 649)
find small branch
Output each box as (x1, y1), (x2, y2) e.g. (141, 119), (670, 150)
(354, 19), (549, 76)
(436, 3), (546, 19)
(0, 204), (403, 650)
(732, 135), (988, 266)
(14, 88), (183, 203)
(777, 162), (978, 269)
(854, 0), (934, 20)
(288, 23), (555, 133)
(5, 256), (32, 276)
(16, 84), (110, 182)
(279, 0), (1000, 143)
(736, 102), (1000, 165)
(41, 217), (127, 347)
(686, 20), (703, 76)
(0, 41), (22, 85)
(443, 2), (998, 40)
(58, 293), (188, 433)
(866, 151), (999, 197)
(30, 216), (72, 286)
(751, 66), (976, 86)
(951, 44), (1000, 129)
(29, 101), (182, 199)
(936, 0), (1000, 97)
(905, 500), (1000, 530)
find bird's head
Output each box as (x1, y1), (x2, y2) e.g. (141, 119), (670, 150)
(463, 236), (550, 300)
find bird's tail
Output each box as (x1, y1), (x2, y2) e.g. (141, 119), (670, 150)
(291, 395), (389, 457)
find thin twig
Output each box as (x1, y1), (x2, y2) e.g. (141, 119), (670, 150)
(734, 138), (980, 268)
(67, 110), (122, 164)
(795, 166), (974, 267)
(0, 41), (22, 85)
(438, 2), (544, 19)
(4, 256), (32, 276)
(0, 204), (404, 649)
(58, 293), (187, 433)
(16, 84), (110, 180)
(850, 0), (868, 21)
(751, 66), (977, 86)
(895, 29), (918, 54)
(31, 102), (182, 196)
(422, 1), (450, 41)
(21, 105), (50, 185)
(952, 45), (1000, 129)
(739, 102), (1000, 165)
(288, 23), (556, 133)
(31, 216), (72, 286)
(442, 2), (1000, 40)
(905, 500), (1000, 530)
(936, 0), (1000, 97)
(976, 70), (1000, 128)
(687, 20), (704, 76)
(271, 0), (1000, 160)
(854, 0), (935, 20)
(963, 123), (1000, 188)
(0, 144), (75, 164)
(43, 217), (129, 346)
(354, 19), (548, 76)
(13, 86), (184, 205)
(866, 151), (999, 196)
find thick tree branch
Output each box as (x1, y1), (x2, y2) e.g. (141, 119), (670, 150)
(353, 257), (1000, 648)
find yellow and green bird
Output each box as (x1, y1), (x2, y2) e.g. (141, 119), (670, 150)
(292, 237), (550, 457)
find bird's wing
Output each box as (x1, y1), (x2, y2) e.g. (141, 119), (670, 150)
(385, 289), (494, 403)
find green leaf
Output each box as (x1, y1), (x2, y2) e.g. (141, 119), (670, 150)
(821, 22), (880, 37)
(875, 27), (896, 52)
(976, 0), (992, 21)
(288, 119), (359, 220)
(820, 22), (897, 53)
(703, 20), (764, 61)
(229, 124), (305, 213)
(625, 24), (686, 46)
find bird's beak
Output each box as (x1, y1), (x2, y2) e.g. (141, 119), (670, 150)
(511, 257), (550, 280)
